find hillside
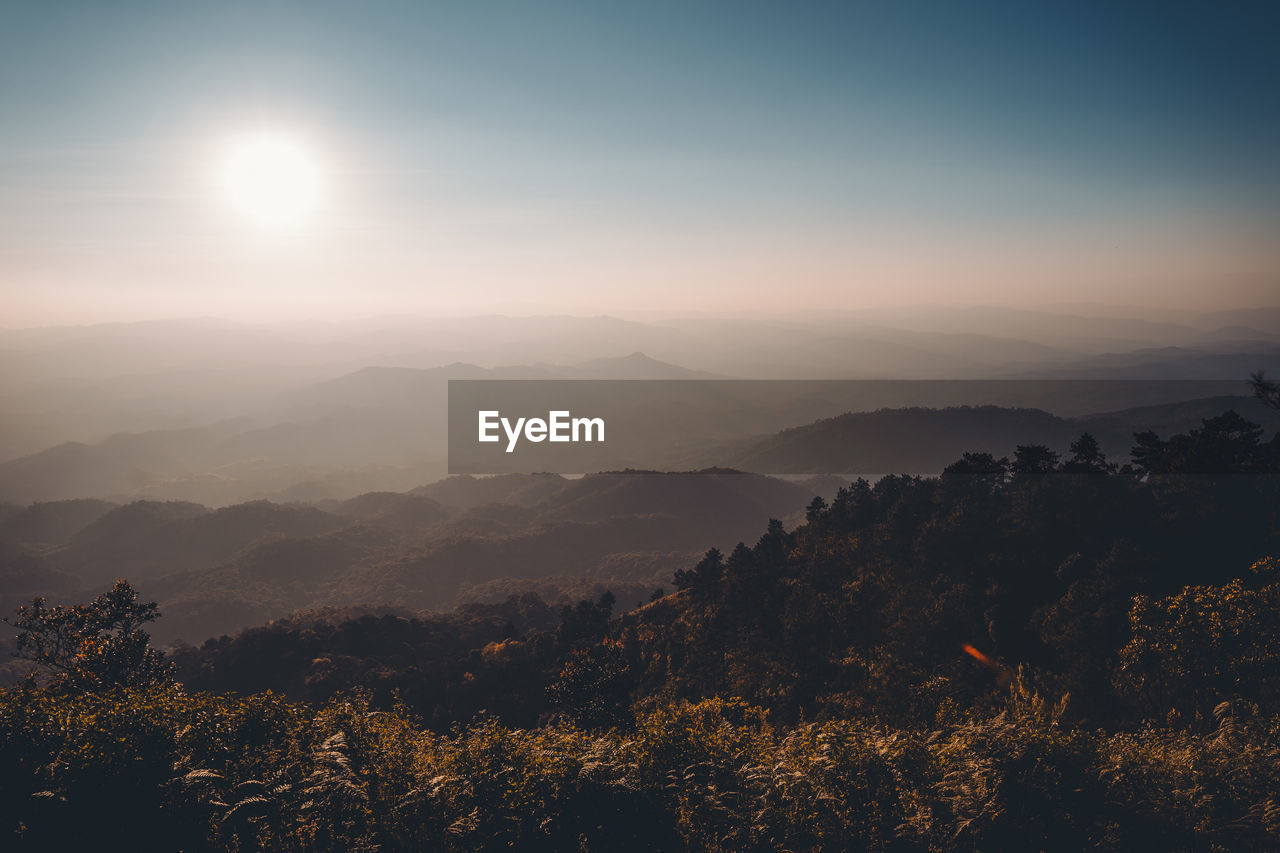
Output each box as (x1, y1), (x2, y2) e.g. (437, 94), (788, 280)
(0, 469), (822, 643)
(727, 395), (1280, 474)
(729, 405), (1081, 474)
(6, 402), (1280, 852)
(1020, 344), (1280, 379)
(0, 498), (117, 546)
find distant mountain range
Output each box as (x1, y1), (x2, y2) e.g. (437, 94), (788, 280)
(0, 354), (717, 504)
(0, 469), (822, 643)
(1015, 344), (1280, 379)
(2, 308), (1278, 502)
(0, 380), (1273, 502)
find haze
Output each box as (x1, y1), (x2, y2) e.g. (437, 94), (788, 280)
(3, 1), (1280, 505)
(2, 1), (1279, 325)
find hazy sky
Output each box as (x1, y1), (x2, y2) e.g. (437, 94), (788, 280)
(2, 0), (1278, 325)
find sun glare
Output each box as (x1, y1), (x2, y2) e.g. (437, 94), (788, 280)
(217, 131), (324, 230)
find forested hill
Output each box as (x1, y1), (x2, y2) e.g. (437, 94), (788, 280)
(171, 409), (1280, 731)
(727, 394), (1280, 473)
(0, 469), (822, 644)
(6, 406), (1280, 851)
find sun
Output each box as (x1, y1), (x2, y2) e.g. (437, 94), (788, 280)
(217, 131), (324, 230)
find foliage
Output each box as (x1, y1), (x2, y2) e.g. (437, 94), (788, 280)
(1132, 410), (1277, 475)
(8, 579), (172, 690)
(5, 685), (1280, 851)
(1116, 558), (1280, 721)
(546, 639), (632, 728)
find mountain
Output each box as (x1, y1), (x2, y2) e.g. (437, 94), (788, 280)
(4, 309), (1277, 504)
(844, 305), (1202, 351)
(725, 396), (1280, 474)
(0, 498), (118, 546)
(558, 352), (720, 379)
(51, 499), (345, 584)
(0, 354), (721, 505)
(288, 363), (553, 412)
(1018, 345), (1280, 379)
(14, 399), (1280, 853)
(0, 469), (821, 643)
(410, 473), (571, 509)
(1195, 306), (1280, 337)
(727, 406), (1086, 474)
(1080, 394), (1280, 439)
(0, 418), (442, 505)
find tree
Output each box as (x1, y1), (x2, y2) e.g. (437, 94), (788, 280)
(673, 547), (723, 593)
(1132, 411), (1272, 475)
(1062, 432), (1115, 474)
(1250, 370), (1280, 410)
(556, 591), (616, 646)
(9, 579), (172, 690)
(1011, 444), (1060, 476)
(1115, 558), (1280, 718)
(943, 452), (1009, 478)
(805, 495), (827, 523)
(546, 639), (632, 727)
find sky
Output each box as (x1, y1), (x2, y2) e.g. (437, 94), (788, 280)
(1, 0), (1278, 325)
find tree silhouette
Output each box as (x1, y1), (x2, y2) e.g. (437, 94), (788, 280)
(1011, 444), (1060, 475)
(1062, 432), (1115, 474)
(673, 547), (723, 593)
(1133, 410), (1272, 475)
(1250, 370), (1280, 410)
(9, 579), (172, 689)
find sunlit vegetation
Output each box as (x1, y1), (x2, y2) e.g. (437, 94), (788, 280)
(4, 404), (1280, 850)
(4, 685), (1279, 851)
